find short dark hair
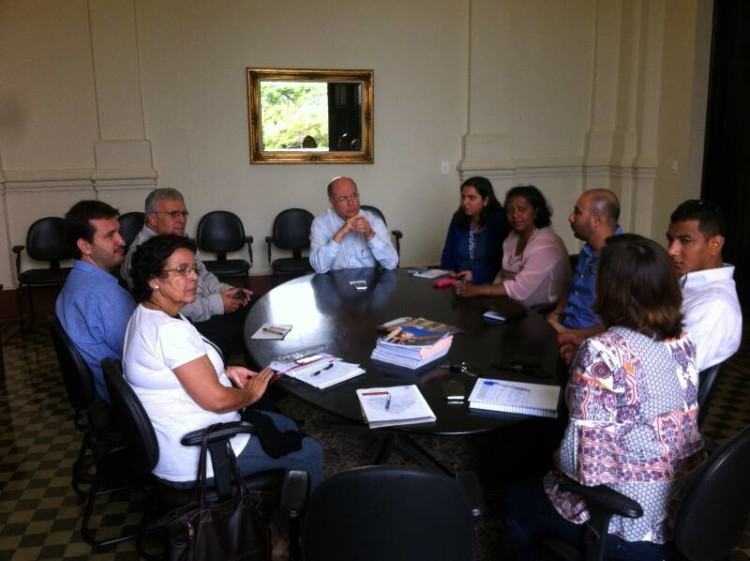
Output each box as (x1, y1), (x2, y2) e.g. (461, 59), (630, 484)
(451, 176), (504, 229)
(130, 235), (197, 302)
(64, 200), (120, 259)
(505, 185), (552, 228)
(594, 234), (682, 340)
(670, 199), (726, 239)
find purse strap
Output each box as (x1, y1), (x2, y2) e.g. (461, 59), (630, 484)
(194, 423), (249, 507)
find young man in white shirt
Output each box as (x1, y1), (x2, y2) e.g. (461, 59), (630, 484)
(309, 176), (398, 274)
(666, 199), (742, 371)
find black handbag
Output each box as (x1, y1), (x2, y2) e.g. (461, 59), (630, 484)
(158, 426), (271, 561)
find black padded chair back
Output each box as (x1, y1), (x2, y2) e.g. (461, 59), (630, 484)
(302, 465), (476, 561)
(697, 362), (722, 426)
(197, 211), (246, 258)
(361, 204), (387, 225)
(118, 212), (144, 249)
(27, 216), (71, 267)
(674, 424), (750, 561)
(272, 208), (314, 256)
(50, 317), (96, 415)
(102, 358), (159, 477)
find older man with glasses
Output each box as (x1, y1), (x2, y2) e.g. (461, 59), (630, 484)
(309, 176), (398, 273)
(121, 188), (252, 359)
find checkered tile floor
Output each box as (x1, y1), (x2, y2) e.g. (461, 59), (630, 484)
(0, 319), (749, 560)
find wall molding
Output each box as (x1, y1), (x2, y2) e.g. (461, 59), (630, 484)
(1, 168), (157, 193)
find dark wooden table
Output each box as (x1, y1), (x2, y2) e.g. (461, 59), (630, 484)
(244, 268), (561, 436)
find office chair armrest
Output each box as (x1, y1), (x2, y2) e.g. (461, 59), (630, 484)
(265, 235), (273, 264)
(456, 471), (484, 518)
(558, 478), (643, 519)
(245, 235), (254, 268)
(180, 420), (259, 446)
(280, 469), (309, 519)
(391, 229), (403, 240)
(12, 245), (24, 275)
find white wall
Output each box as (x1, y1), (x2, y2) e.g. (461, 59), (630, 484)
(0, 0), (711, 287)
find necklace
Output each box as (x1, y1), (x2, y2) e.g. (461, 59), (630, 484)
(145, 299), (179, 318)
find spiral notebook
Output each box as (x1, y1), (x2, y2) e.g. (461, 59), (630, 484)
(356, 385), (437, 428)
(468, 378), (560, 418)
(268, 353), (337, 378)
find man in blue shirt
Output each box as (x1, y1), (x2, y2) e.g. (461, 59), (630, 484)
(309, 177), (398, 273)
(56, 201), (136, 401)
(548, 189), (620, 333)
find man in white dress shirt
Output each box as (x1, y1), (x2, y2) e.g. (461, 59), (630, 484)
(666, 199), (742, 371)
(309, 176), (398, 273)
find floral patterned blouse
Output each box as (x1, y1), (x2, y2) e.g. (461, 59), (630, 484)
(544, 326), (705, 544)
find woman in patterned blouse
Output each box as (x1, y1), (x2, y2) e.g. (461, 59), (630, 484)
(503, 234), (705, 561)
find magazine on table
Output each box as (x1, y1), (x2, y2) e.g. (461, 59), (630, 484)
(378, 317), (459, 346)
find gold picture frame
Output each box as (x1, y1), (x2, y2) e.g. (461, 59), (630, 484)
(247, 67), (374, 164)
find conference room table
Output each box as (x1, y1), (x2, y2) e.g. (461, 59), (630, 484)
(244, 268), (562, 440)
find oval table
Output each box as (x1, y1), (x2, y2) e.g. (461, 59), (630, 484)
(244, 268), (562, 438)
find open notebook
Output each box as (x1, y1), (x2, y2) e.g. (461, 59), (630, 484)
(294, 361), (365, 390)
(468, 378), (560, 418)
(356, 385), (436, 428)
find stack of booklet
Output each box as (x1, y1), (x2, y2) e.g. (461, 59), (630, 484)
(468, 378), (560, 418)
(371, 317), (458, 370)
(268, 353), (365, 390)
(356, 384), (436, 428)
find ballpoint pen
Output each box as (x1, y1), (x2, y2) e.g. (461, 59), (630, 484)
(311, 362), (334, 376)
(262, 325), (288, 336)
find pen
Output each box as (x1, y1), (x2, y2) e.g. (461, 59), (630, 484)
(483, 380), (531, 392)
(361, 391), (390, 396)
(262, 325), (288, 336)
(312, 362), (334, 376)
(385, 393), (392, 410)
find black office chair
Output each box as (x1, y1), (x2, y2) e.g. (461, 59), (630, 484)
(300, 465), (482, 561)
(541, 423), (750, 561)
(697, 361), (724, 427)
(196, 210), (254, 287)
(49, 318), (135, 548)
(118, 211), (145, 252)
(360, 204), (404, 259)
(265, 208), (314, 284)
(101, 359), (308, 559)
(13, 216), (72, 328)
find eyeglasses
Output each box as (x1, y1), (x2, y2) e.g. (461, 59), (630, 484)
(334, 193), (359, 203)
(161, 263), (198, 276)
(156, 210), (190, 219)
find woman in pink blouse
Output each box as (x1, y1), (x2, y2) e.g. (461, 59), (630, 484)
(503, 234), (704, 561)
(454, 185), (570, 307)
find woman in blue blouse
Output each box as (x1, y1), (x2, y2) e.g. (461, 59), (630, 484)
(440, 176), (508, 284)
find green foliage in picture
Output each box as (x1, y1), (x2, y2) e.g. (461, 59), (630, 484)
(260, 81), (329, 150)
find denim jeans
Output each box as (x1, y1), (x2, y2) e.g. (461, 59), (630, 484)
(234, 410), (323, 491)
